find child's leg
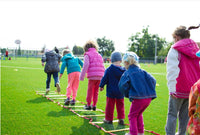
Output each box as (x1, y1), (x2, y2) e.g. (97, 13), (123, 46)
(116, 98), (125, 120)
(105, 97), (115, 121)
(86, 80), (94, 106)
(72, 72), (80, 100)
(66, 73), (74, 98)
(46, 73), (51, 89)
(92, 80), (100, 107)
(128, 99), (151, 135)
(52, 72), (59, 87)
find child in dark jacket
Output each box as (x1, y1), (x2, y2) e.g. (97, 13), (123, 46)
(99, 52), (126, 125)
(59, 49), (83, 105)
(119, 52), (156, 135)
(41, 48), (61, 94)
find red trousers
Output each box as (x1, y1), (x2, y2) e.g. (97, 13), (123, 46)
(86, 80), (100, 107)
(105, 97), (125, 121)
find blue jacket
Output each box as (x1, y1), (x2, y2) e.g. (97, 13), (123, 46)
(60, 53), (83, 74)
(99, 64), (126, 99)
(119, 64), (157, 102)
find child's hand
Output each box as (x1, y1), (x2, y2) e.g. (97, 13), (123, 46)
(100, 87), (104, 91)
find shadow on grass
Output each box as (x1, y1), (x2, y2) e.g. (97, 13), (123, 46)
(47, 108), (73, 117)
(26, 97), (50, 103)
(70, 119), (101, 135)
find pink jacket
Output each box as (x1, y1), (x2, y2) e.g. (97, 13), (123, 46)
(80, 48), (105, 80)
(173, 39), (200, 98)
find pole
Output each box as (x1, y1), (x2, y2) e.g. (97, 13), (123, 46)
(154, 37), (157, 64)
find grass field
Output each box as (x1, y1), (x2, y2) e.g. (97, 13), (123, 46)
(1, 58), (169, 135)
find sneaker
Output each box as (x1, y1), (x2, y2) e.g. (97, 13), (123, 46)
(103, 119), (112, 124)
(64, 97), (70, 105)
(46, 88), (50, 94)
(118, 119), (124, 125)
(70, 99), (76, 105)
(83, 105), (91, 110)
(125, 133), (131, 135)
(92, 106), (96, 111)
(56, 83), (61, 93)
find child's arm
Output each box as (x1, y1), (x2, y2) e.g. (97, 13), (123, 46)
(118, 73), (130, 98)
(78, 58), (83, 68)
(60, 61), (66, 76)
(99, 69), (108, 91)
(80, 55), (89, 81)
(59, 74), (63, 79)
(188, 85), (199, 117)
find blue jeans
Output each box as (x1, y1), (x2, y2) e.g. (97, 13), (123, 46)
(165, 96), (189, 135)
(46, 72), (59, 89)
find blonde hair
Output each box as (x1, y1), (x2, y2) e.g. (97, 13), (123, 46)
(62, 49), (71, 56)
(122, 52), (140, 69)
(83, 40), (98, 52)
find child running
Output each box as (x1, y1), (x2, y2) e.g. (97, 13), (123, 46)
(99, 51), (126, 125)
(118, 52), (157, 135)
(80, 40), (105, 111)
(59, 49), (83, 105)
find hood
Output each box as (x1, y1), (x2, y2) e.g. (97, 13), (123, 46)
(46, 50), (56, 56)
(61, 53), (73, 61)
(172, 39), (200, 59)
(110, 64), (126, 79)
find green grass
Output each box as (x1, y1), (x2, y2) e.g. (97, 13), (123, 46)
(1, 58), (169, 135)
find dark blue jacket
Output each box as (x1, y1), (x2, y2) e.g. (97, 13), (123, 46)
(41, 51), (61, 73)
(99, 64), (126, 99)
(119, 64), (157, 102)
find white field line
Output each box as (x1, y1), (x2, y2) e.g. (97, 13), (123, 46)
(2, 65), (166, 75)
(1, 65), (43, 70)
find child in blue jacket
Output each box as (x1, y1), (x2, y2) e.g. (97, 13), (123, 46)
(119, 52), (156, 135)
(59, 49), (83, 105)
(100, 52), (126, 125)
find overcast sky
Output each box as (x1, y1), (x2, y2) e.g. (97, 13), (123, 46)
(0, 0), (199, 52)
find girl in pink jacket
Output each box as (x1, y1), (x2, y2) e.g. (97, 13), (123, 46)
(80, 40), (105, 111)
(165, 25), (200, 135)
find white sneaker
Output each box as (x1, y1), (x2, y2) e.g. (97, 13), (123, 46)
(46, 88), (50, 94)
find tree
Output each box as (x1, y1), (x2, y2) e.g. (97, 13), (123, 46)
(97, 36), (115, 57)
(72, 45), (84, 55)
(128, 26), (167, 58)
(17, 45), (21, 55)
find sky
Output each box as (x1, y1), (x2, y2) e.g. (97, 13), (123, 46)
(0, 0), (200, 52)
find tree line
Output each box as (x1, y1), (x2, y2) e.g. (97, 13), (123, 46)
(72, 26), (172, 58)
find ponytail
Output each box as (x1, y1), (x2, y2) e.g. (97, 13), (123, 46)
(188, 24), (200, 30)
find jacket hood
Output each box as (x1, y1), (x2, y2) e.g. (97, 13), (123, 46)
(46, 50), (56, 56)
(61, 53), (73, 61)
(172, 39), (200, 59)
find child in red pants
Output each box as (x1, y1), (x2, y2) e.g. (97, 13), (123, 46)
(80, 40), (105, 111)
(100, 52), (126, 125)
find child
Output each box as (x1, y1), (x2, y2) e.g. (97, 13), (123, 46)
(165, 25), (200, 135)
(187, 51), (200, 135)
(41, 47), (61, 94)
(99, 51), (126, 125)
(187, 79), (200, 135)
(59, 49), (83, 105)
(118, 52), (157, 135)
(80, 40), (105, 111)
